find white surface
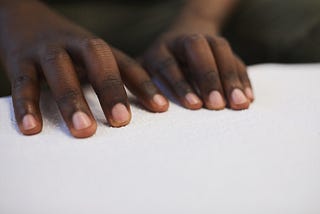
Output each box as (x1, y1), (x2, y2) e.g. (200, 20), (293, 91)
(0, 64), (320, 214)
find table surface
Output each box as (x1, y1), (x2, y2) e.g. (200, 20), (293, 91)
(0, 64), (320, 214)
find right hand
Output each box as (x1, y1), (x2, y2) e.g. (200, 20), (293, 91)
(0, 1), (169, 138)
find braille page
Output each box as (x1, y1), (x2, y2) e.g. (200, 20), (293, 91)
(0, 64), (320, 214)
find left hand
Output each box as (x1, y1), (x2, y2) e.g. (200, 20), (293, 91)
(141, 16), (254, 111)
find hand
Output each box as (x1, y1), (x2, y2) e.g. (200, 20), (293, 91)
(141, 12), (254, 111)
(0, 1), (169, 138)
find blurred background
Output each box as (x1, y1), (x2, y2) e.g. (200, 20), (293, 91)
(1, 0), (319, 97)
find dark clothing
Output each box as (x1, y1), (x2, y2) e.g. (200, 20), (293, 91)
(225, 0), (320, 64)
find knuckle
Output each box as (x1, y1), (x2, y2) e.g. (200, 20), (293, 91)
(221, 70), (237, 80)
(81, 38), (111, 53)
(95, 76), (127, 105)
(173, 79), (192, 95)
(55, 89), (82, 106)
(183, 34), (207, 46)
(198, 71), (221, 93)
(96, 76), (123, 96)
(155, 58), (177, 73)
(80, 38), (115, 63)
(198, 70), (219, 82)
(41, 46), (69, 64)
(210, 36), (230, 48)
(13, 97), (37, 108)
(102, 76), (122, 86)
(221, 71), (241, 88)
(13, 97), (39, 117)
(12, 74), (36, 91)
(139, 80), (158, 95)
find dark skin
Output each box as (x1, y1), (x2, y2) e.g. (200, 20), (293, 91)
(0, 0), (253, 138)
(142, 0), (254, 110)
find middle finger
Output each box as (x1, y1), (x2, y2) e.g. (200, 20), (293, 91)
(177, 34), (226, 110)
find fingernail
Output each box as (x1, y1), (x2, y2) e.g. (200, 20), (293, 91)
(208, 91), (225, 108)
(112, 103), (130, 123)
(245, 87), (254, 100)
(185, 93), (201, 105)
(22, 114), (37, 130)
(231, 88), (248, 105)
(153, 94), (167, 107)
(72, 111), (92, 130)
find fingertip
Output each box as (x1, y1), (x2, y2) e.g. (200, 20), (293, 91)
(230, 102), (250, 110)
(183, 93), (203, 110)
(70, 111), (97, 138)
(151, 94), (170, 112)
(139, 94), (169, 113)
(109, 103), (132, 127)
(71, 122), (98, 138)
(20, 114), (42, 136)
(229, 88), (250, 110)
(205, 91), (226, 110)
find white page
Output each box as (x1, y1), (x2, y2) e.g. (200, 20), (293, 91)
(0, 64), (320, 214)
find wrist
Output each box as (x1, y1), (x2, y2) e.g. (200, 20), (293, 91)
(161, 10), (220, 41)
(171, 0), (238, 34)
(166, 2), (230, 36)
(171, 10), (220, 33)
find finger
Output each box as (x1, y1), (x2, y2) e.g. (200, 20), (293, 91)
(9, 62), (42, 135)
(112, 48), (169, 112)
(207, 36), (250, 110)
(69, 38), (131, 127)
(39, 46), (97, 138)
(176, 34), (226, 110)
(235, 57), (254, 102)
(143, 44), (203, 110)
